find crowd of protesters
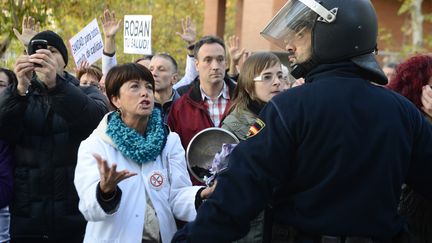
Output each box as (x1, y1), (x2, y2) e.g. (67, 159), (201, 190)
(1, 0), (432, 242)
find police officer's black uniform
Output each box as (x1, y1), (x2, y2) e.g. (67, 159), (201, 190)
(172, 0), (432, 242)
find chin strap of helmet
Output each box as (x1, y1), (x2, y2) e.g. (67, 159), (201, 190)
(290, 58), (318, 79)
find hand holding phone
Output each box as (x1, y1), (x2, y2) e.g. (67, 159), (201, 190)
(29, 39), (48, 67)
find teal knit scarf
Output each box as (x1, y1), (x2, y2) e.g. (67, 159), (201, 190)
(106, 109), (167, 164)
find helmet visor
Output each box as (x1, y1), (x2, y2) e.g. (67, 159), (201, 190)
(260, 0), (317, 50)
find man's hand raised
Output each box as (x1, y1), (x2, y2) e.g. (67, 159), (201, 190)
(176, 16), (197, 45)
(13, 15), (40, 48)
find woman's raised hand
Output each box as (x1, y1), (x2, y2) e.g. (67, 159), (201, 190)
(93, 153), (137, 194)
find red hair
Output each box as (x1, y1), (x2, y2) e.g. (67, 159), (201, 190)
(387, 54), (432, 109)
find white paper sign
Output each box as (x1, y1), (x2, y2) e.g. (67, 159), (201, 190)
(124, 15), (152, 55)
(69, 19), (104, 66)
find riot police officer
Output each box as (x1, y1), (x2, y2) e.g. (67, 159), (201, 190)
(172, 0), (432, 242)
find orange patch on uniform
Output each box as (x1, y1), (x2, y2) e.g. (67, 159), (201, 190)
(246, 118), (266, 138)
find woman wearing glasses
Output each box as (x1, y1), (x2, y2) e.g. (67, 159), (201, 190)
(222, 52), (284, 141)
(221, 52), (283, 243)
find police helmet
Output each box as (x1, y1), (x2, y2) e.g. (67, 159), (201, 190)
(261, 0), (387, 85)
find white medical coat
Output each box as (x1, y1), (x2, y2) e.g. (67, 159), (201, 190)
(74, 114), (201, 243)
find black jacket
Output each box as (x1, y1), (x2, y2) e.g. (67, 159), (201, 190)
(173, 62), (432, 242)
(0, 72), (108, 240)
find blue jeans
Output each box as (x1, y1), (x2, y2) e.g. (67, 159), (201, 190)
(0, 206), (10, 243)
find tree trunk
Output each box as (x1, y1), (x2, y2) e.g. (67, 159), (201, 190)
(0, 36), (11, 59)
(411, 0), (423, 52)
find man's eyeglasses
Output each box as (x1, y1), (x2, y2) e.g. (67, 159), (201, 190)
(253, 73), (285, 83)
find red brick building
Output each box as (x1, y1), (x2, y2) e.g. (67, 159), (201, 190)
(203, 0), (432, 63)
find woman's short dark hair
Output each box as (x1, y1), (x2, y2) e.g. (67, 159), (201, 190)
(105, 63), (155, 108)
(0, 68), (18, 86)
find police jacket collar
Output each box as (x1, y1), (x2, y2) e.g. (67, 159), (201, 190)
(304, 61), (376, 84)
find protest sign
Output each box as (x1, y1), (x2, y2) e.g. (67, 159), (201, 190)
(69, 19), (104, 66)
(124, 15), (152, 55)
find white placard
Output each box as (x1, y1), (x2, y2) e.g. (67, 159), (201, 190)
(123, 15), (152, 55)
(69, 19), (104, 66)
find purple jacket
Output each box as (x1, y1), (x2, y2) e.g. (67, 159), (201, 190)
(0, 140), (13, 208)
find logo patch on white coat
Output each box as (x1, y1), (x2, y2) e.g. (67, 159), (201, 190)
(149, 170), (166, 191)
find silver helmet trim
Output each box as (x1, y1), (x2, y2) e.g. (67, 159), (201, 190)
(299, 0), (337, 23)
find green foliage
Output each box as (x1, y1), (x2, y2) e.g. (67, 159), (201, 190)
(423, 33), (432, 49)
(398, 0), (412, 15)
(396, 0), (432, 55)
(1, 0), (205, 76)
(423, 13), (432, 49)
(378, 27), (395, 51)
(0, 0), (50, 34)
(0, 0), (51, 65)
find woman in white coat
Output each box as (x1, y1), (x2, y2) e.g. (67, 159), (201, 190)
(74, 63), (213, 243)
